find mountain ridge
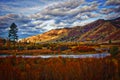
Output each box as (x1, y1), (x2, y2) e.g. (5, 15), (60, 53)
(21, 17), (120, 43)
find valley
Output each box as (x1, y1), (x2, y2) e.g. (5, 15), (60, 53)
(0, 14), (120, 80)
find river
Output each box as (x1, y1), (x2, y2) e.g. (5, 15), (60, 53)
(0, 53), (110, 58)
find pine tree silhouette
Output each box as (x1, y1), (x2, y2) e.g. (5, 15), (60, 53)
(8, 23), (18, 42)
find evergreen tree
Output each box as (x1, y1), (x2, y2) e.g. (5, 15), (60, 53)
(8, 23), (18, 42)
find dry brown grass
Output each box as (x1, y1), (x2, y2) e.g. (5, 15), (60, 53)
(0, 56), (119, 80)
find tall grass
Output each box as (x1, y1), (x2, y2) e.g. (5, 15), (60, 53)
(0, 56), (119, 80)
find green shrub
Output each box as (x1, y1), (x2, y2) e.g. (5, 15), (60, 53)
(110, 46), (119, 56)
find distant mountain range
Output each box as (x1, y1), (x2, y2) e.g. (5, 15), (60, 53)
(21, 17), (120, 43)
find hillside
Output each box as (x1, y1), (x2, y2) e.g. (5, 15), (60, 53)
(22, 28), (71, 43)
(21, 17), (120, 43)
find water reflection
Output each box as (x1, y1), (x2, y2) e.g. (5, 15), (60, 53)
(0, 53), (110, 58)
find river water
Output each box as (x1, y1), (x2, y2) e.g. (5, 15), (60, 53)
(0, 53), (110, 58)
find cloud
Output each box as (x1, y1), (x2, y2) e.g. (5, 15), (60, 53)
(32, 0), (85, 17)
(0, 14), (20, 30)
(0, 0), (102, 38)
(72, 19), (96, 26)
(100, 6), (120, 14)
(114, 6), (120, 12)
(100, 8), (113, 14)
(105, 12), (120, 19)
(29, 0), (99, 28)
(0, 0), (120, 39)
(105, 0), (120, 5)
(0, 0), (45, 15)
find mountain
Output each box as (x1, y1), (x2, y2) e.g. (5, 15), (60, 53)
(21, 28), (71, 43)
(21, 17), (120, 43)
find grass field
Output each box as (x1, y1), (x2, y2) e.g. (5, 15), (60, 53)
(0, 56), (119, 80)
(0, 42), (120, 80)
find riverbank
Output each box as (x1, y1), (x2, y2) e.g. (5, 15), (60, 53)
(0, 48), (100, 55)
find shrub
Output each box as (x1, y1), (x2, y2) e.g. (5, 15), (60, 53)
(72, 46), (96, 52)
(110, 46), (119, 56)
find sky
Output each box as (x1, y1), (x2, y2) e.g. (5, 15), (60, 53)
(0, 0), (120, 39)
